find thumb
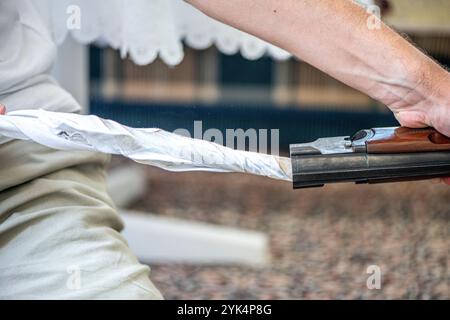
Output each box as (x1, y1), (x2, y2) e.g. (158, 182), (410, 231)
(393, 110), (428, 129)
(0, 104), (5, 115)
(395, 108), (450, 138)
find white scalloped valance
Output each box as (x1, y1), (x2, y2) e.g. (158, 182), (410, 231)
(37, 0), (290, 66)
(36, 0), (374, 66)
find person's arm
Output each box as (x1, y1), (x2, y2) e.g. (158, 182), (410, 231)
(186, 0), (450, 136)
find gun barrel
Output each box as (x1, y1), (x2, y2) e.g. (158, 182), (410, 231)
(290, 151), (450, 188)
(290, 126), (450, 189)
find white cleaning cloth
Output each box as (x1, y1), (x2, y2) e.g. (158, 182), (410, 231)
(0, 109), (292, 181)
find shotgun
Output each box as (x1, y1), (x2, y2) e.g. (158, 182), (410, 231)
(290, 127), (450, 188)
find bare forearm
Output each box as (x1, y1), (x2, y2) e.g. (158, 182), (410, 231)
(186, 0), (450, 132)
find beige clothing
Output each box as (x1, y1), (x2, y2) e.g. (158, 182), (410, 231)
(0, 139), (163, 299)
(0, 0), (162, 299)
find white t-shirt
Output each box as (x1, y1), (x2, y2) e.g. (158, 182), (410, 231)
(0, 0), (80, 114)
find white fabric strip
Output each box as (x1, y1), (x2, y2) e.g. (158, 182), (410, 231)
(0, 110), (292, 181)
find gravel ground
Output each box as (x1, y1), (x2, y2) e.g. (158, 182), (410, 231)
(120, 160), (449, 299)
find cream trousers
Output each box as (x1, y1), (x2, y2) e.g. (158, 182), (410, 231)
(0, 139), (163, 299)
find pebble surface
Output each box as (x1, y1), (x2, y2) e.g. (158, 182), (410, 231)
(117, 158), (450, 299)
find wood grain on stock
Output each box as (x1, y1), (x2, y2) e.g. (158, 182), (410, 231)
(367, 127), (450, 153)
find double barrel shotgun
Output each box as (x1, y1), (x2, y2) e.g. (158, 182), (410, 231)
(290, 127), (450, 188)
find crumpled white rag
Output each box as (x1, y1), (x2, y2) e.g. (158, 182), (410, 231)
(0, 109), (292, 181)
